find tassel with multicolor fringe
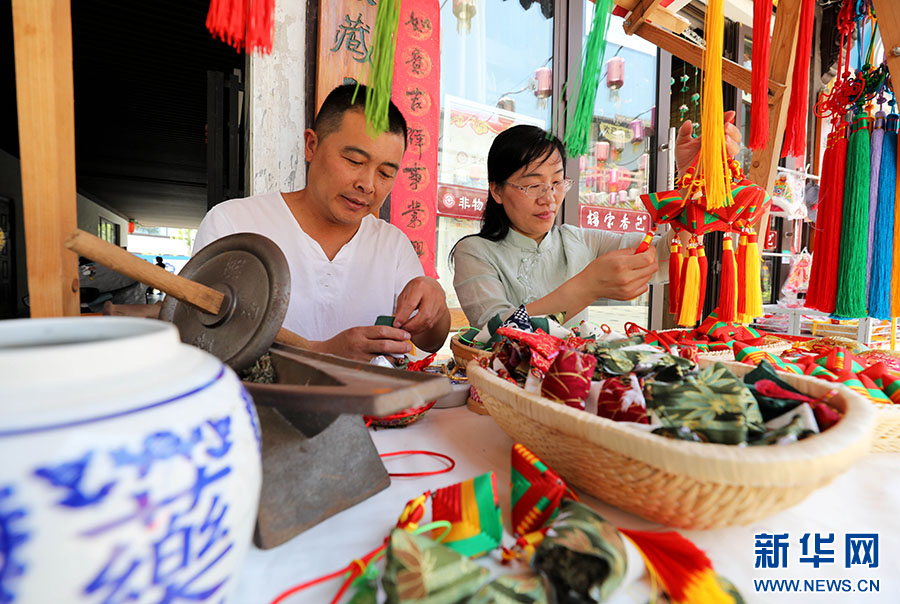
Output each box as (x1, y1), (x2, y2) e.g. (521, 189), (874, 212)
(677, 245), (701, 327)
(699, 0), (733, 210)
(870, 114), (897, 319)
(718, 236), (737, 322)
(563, 0), (614, 157)
(835, 112), (872, 318)
(669, 241), (683, 315)
(749, 0), (772, 150)
(361, 0), (401, 136)
(697, 242), (708, 323)
(620, 528), (738, 604)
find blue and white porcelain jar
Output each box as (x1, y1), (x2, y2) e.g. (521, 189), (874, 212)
(0, 317), (262, 603)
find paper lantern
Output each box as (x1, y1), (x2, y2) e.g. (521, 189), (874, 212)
(606, 56), (625, 90)
(595, 141), (610, 161)
(453, 0), (477, 33)
(534, 67), (552, 99)
(630, 119), (645, 142)
(127, 220), (135, 234)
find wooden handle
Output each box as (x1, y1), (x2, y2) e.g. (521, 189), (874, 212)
(66, 229), (223, 314)
(66, 228), (312, 350)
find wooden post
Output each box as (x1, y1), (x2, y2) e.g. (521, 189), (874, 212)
(11, 0), (80, 317)
(872, 0), (900, 92)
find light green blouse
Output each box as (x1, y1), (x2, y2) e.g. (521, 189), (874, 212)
(451, 225), (668, 329)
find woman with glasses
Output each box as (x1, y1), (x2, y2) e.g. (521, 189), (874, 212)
(451, 119), (740, 329)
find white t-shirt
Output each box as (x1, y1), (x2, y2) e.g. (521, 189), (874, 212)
(192, 192), (424, 341)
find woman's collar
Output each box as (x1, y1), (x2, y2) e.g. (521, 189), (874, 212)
(504, 226), (557, 251)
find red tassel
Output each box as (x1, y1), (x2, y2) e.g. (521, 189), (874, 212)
(206, 0), (276, 54)
(781, 0), (816, 159)
(749, 0), (772, 150)
(697, 244), (708, 322)
(669, 242), (683, 315)
(719, 236), (737, 322)
(805, 130), (836, 309)
(813, 127), (849, 313)
(736, 232), (748, 314)
(677, 250), (692, 319)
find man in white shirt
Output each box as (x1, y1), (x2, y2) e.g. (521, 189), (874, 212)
(193, 84), (450, 360)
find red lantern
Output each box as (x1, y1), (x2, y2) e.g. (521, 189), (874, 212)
(128, 220), (135, 234)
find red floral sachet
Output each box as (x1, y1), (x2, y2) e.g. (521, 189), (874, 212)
(596, 374), (649, 423)
(541, 346), (597, 410)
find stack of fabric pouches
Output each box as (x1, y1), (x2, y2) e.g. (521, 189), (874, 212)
(343, 443), (744, 604)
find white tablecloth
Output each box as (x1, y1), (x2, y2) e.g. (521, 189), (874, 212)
(233, 406), (900, 604)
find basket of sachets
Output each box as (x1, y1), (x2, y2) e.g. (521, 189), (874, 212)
(466, 321), (875, 530)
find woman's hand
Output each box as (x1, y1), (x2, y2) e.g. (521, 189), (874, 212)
(577, 247), (659, 301)
(674, 110), (743, 173)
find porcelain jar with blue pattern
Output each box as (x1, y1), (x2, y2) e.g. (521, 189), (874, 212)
(0, 317), (262, 603)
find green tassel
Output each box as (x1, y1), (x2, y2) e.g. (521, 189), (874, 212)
(358, 0), (401, 137)
(834, 112), (871, 318)
(563, 0), (614, 157)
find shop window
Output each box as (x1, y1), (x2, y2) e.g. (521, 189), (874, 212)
(435, 0), (554, 310)
(98, 217), (119, 246)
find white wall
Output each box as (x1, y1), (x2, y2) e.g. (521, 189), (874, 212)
(246, 0), (308, 196)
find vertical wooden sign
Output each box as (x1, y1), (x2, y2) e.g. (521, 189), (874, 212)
(12, 0), (80, 317)
(390, 2), (440, 277)
(316, 0), (379, 112)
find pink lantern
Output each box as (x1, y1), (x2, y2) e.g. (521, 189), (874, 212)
(607, 167), (620, 191)
(618, 190), (628, 204)
(534, 67), (552, 99)
(629, 119), (644, 142)
(639, 153), (650, 172)
(595, 141), (610, 162)
(606, 57), (625, 90)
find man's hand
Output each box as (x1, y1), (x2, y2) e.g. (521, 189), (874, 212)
(674, 110), (742, 173)
(312, 325), (412, 361)
(393, 276), (448, 335)
(394, 276), (451, 353)
(579, 247), (659, 301)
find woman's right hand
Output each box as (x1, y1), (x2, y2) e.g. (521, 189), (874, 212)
(577, 247), (659, 301)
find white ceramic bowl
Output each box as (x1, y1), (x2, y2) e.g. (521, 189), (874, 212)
(0, 317), (262, 603)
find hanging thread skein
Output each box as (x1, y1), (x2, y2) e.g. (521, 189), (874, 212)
(818, 126), (849, 313)
(697, 243), (708, 323)
(866, 113), (885, 297)
(718, 236), (738, 322)
(361, 0), (402, 136)
(835, 113), (872, 318)
(700, 0), (733, 210)
(870, 115), (898, 319)
(749, 0), (772, 150)
(781, 0), (816, 159)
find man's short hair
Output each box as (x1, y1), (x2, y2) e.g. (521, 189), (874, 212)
(313, 83), (408, 145)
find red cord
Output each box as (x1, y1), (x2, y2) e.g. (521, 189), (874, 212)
(269, 544), (387, 604)
(380, 450), (456, 477)
(268, 567), (348, 604)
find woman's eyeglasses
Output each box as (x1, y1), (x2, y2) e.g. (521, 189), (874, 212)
(506, 179), (574, 198)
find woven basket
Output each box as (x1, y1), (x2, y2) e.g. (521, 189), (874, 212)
(873, 405), (900, 452)
(450, 334), (492, 369)
(467, 359), (875, 530)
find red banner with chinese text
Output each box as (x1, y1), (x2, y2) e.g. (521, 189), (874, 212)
(579, 205), (652, 234)
(390, 2), (439, 278)
(437, 184), (487, 220)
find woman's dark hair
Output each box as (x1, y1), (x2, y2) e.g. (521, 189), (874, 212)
(450, 125), (566, 261)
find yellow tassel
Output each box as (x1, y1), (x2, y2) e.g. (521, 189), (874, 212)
(744, 233), (763, 319)
(681, 568), (737, 604)
(700, 0), (733, 210)
(677, 248), (700, 327)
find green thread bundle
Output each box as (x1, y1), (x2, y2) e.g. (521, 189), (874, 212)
(563, 0), (613, 157)
(359, 0), (401, 137)
(868, 114), (898, 319)
(834, 113), (871, 318)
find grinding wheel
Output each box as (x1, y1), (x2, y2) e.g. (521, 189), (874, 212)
(160, 233), (290, 372)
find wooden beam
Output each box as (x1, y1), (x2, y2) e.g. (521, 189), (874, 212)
(631, 21), (785, 101)
(11, 0), (80, 317)
(872, 0), (900, 94)
(623, 0), (667, 35)
(617, 0), (691, 35)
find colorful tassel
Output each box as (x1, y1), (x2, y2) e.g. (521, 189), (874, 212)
(869, 115), (897, 319)
(563, 0), (614, 156)
(744, 232), (764, 319)
(835, 113), (872, 318)
(669, 241), (683, 315)
(805, 128), (837, 310)
(362, 0), (402, 136)
(866, 113), (885, 296)
(892, 118), (900, 317)
(749, 0), (772, 150)
(736, 232), (748, 314)
(677, 247), (701, 327)
(816, 126), (849, 313)
(697, 243), (708, 323)
(718, 236), (737, 322)
(206, 0), (275, 54)
(620, 529), (737, 604)
(700, 0), (733, 210)
(781, 0), (816, 159)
